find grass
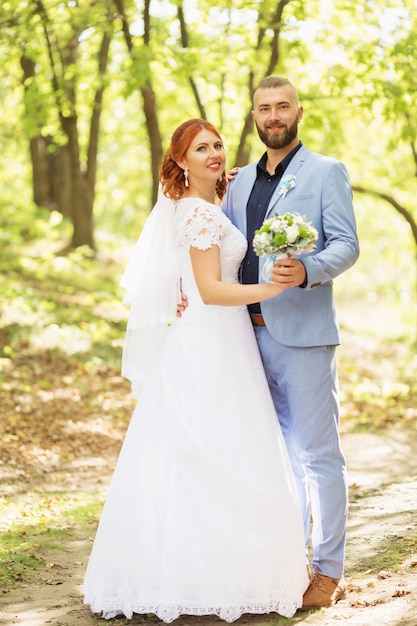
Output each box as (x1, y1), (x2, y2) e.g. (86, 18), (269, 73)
(0, 492), (104, 588)
(376, 535), (417, 573)
(350, 534), (417, 577)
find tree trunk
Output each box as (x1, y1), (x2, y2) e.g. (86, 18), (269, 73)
(60, 114), (95, 250)
(22, 3), (113, 251)
(29, 135), (73, 217)
(234, 0), (292, 166)
(21, 54), (72, 216)
(141, 82), (163, 205)
(177, 4), (207, 120)
(115, 0), (163, 206)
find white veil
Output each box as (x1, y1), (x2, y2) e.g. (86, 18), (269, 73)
(120, 186), (180, 397)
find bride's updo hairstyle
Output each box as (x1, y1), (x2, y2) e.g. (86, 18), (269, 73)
(160, 119), (227, 201)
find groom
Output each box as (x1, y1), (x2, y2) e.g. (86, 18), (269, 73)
(222, 76), (359, 609)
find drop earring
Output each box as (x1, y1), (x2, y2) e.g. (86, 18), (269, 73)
(184, 168), (189, 188)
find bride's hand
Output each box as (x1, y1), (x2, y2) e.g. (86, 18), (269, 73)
(226, 166), (240, 182)
(176, 292), (188, 317)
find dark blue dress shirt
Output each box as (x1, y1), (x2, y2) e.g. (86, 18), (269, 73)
(242, 142), (302, 314)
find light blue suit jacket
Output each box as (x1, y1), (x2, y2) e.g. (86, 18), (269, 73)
(223, 145), (360, 347)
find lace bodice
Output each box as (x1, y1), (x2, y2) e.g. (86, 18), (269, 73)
(175, 199), (247, 302)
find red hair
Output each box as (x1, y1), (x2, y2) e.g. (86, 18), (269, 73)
(160, 119), (227, 201)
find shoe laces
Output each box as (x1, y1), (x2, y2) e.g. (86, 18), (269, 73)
(309, 565), (328, 591)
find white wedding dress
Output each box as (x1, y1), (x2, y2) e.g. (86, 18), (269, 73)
(83, 199), (309, 622)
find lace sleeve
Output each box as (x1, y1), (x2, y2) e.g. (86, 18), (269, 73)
(183, 204), (224, 251)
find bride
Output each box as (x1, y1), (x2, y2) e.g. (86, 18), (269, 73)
(83, 118), (309, 622)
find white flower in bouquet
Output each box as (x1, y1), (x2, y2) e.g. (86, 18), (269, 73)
(253, 212), (318, 258)
(255, 231), (271, 249)
(286, 225), (300, 244)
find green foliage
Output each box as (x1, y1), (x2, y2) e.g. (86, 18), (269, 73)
(339, 346), (417, 433)
(0, 196), (128, 373)
(0, 1), (416, 341)
(1, 0), (416, 257)
(0, 196), (132, 595)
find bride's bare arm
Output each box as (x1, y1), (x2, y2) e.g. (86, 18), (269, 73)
(190, 244), (282, 306)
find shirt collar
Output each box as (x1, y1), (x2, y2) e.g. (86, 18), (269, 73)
(257, 141), (303, 176)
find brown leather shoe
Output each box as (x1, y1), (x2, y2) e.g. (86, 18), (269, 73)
(301, 567), (346, 609)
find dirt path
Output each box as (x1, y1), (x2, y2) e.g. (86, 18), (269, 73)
(1, 430), (417, 626)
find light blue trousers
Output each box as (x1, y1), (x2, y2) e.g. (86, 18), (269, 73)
(255, 327), (348, 579)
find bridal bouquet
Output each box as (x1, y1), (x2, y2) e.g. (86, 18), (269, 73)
(253, 212), (318, 281)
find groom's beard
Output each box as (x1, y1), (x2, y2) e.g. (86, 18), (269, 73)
(255, 117), (298, 150)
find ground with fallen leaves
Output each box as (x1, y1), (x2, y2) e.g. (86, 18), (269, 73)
(1, 340), (417, 626)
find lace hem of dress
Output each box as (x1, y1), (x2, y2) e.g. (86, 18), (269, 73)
(84, 597), (302, 622)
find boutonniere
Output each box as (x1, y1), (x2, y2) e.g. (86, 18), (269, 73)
(278, 174), (296, 198)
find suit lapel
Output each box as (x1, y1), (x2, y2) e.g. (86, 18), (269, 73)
(237, 164), (257, 236)
(265, 146), (308, 218)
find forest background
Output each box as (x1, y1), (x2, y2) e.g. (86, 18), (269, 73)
(1, 0), (417, 622)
